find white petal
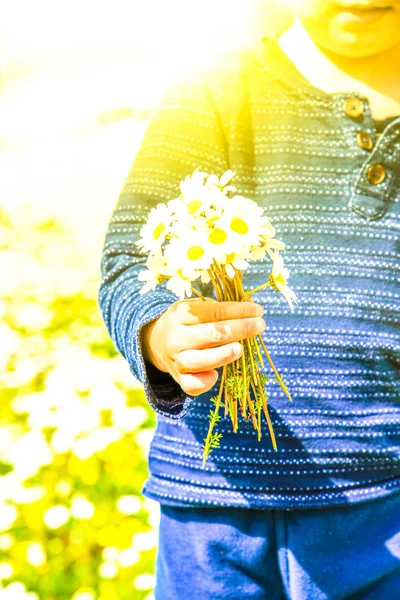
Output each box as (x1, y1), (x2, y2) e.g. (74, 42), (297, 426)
(225, 264), (235, 279)
(250, 246), (266, 260)
(200, 271), (211, 284)
(139, 282), (153, 295)
(266, 248), (276, 262)
(281, 286), (297, 311)
(207, 174), (219, 187)
(219, 170), (235, 187)
(137, 270), (151, 281)
(267, 238), (286, 251)
(234, 258), (249, 270)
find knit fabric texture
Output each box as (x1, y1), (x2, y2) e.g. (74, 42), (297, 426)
(98, 35), (400, 509)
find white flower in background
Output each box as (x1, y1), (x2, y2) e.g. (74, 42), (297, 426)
(70, 495), (95, 520)
(26, 541), (46, 567)
(44, 505), (70, 529)
(135, 202), (172, 253)
(133, 573), (156, 591)
(116, 495), (142, 515)
(137, 249), (168, 295)
(118, 547), (140, 567)
(267, 249), (298, 311)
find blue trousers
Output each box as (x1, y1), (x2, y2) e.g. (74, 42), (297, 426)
(154, 491), (400, 600)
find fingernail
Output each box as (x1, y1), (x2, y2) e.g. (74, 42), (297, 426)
(256, 305), (264, 316)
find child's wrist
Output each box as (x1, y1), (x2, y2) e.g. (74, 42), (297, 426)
(142, 317), (169, 374)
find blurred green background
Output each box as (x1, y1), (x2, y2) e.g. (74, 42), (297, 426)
(0, 2), (289, 598)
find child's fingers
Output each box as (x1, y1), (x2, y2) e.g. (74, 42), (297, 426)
(173, 341), (243, 374)
(170, 315), (266, 356)
(178, 370), (219, 397)
(175, 297), (263, 326)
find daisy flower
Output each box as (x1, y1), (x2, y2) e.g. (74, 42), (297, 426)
(137, 249), (168, 295)
(179, 167), (208, 198)
(206, 169), (237, 194)
(167, 170), (229, 228)
(267, 249), (298, 311)
(221, 249), (252, 279)
(203, 220), (239, 265)
(178, 168), (212, 221)
(135, 203), (173, 253)
(164, 226), (214, 279)
(217, 195), (264, 253)
(258, 216), (286, 252)
(165, 268), (200, 300)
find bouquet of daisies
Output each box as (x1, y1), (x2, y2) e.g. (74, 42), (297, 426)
(136, 168), (297, 467)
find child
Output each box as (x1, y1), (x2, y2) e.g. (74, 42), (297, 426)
(99, 1), (400, 598)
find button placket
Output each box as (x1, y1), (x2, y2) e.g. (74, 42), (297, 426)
(336, 94), (400, 221)
(350, 135), (400, 220)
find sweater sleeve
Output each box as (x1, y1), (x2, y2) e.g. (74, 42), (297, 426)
(98, 67), (229, 419)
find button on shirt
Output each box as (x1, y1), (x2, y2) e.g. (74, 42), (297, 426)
(344, 97), (365, 118)
(99, 35), (400, 510)
(356, 130), (373, 151)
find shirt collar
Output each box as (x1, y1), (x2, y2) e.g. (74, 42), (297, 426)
(256, 34), (400, 135)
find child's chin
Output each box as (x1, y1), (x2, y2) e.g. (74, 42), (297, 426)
(318, 24), (399, 59)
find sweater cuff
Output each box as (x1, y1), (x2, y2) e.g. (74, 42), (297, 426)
(130, 300), (197, 419)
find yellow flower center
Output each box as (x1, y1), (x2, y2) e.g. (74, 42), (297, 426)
(187, 200), (202, 214)
(230, 218), (248, 235)
(187, 246), (205, 261)
(225, 252), (235, 263)
(208, 228), (227, 245)
(269, 272), (286, 291)
(153, 223), (165, 240)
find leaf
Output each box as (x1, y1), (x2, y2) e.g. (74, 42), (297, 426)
(0, 461), (13, 476)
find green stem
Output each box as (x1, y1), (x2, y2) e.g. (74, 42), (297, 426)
(256, 369), (277, 451)
(190, 286), (208, 301)
(257, 334), (292, 402)
(241, 281), (272, 301)
(201, 365), (226, 469)
(208, 268), (223, 301)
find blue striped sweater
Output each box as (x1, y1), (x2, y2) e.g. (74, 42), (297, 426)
(98, 35), (400, 509)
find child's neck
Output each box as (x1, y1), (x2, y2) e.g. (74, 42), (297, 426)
(278, 16), (400, 120)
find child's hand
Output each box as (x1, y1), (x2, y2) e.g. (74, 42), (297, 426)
(141, 296), (266, 397)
